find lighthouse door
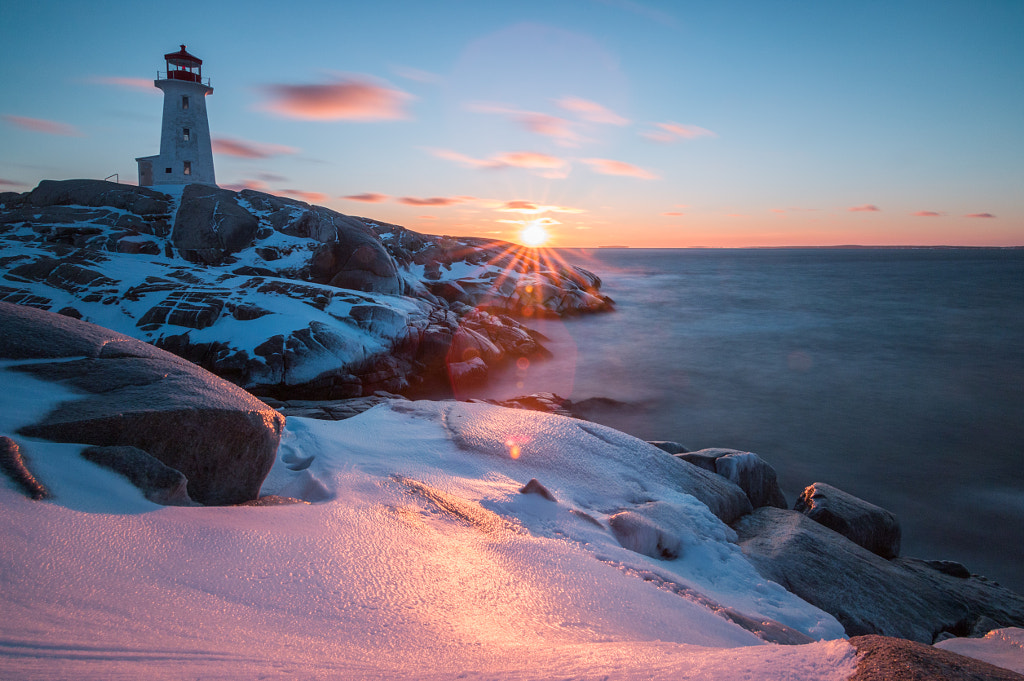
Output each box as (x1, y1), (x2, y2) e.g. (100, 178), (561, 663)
(138, 159), (153, 186)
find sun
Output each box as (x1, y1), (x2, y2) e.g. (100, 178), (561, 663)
(520, 221), (549, 247)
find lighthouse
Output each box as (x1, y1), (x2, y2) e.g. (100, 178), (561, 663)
(136, 45), (216, 187)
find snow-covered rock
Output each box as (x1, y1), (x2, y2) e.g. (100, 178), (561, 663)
(935, 627), (1024, 675)
(365, 219), (614, 316)
(1, 368), (863, 679)
(794, 481), (901, 558)
(1, 301), (284, 505)
(0, 179), (563, 399)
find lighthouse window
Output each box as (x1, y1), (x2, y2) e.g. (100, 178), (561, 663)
(182, 96), (189, 110)
(184, 161), (192, 176)
(165, 167), (172, 174)
(183, 128), (190, 141)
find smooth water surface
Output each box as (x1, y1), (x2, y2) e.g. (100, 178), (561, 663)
(471, 248), (1024, 592)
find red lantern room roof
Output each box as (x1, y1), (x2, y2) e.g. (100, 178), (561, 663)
(164, 45), (202, 68)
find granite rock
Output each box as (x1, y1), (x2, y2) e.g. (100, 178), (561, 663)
(795, 481), (901, 559)
(2, 302), (284, 505)
(734, 507), (1024, 643)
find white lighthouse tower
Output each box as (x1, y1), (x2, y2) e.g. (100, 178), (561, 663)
(136, 45), (216, 187)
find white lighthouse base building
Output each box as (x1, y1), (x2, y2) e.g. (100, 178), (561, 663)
(136, 45), (216, 187)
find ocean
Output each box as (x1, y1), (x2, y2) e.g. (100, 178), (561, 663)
(465, 247), (1024, 593)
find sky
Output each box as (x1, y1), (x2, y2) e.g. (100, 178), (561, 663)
(1, 0), (1022, 248)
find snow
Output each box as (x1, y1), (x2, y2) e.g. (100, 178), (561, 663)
(936, 628), (1024, 674)
(0, 364), (857, 679)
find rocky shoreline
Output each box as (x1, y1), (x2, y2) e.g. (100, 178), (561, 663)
(2, 182), (1023, 676)
(0, 179), (611, 402)
(268, 388), (1024, 646)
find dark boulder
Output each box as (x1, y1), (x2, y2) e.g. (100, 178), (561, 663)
(1, 301), (285, 505)
(172, 184), (259, 263)
(25, 179), (172, 217)
(849, 634), (1024, 681)
(648, 441), (689, 454)
(795, 482), (901, 559)
(81, 445), (194, 506)
(733, 507), (1024, 643)
(677, 448), (787, 509)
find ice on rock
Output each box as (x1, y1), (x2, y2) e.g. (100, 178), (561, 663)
(609, 506), (683, 560)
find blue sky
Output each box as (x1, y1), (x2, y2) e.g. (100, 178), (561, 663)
(1, 0), (1021, 246)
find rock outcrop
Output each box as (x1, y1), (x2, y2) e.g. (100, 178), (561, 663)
(733, 507), (1024, 643)
(365, 219), (614, 316)
(81, 445), (195, 506)
(0, 180), (598, 399)
(0, 436), (48, 500)
(795, 481), (901, 558)
(1, 301), (284, 505)
(849, 634), (1024, 680)
(677, 448), (787, 509)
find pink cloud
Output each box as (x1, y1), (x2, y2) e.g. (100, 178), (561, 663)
(88, 76), (156, 92)
(643, 121), (716, 143)
(220, 179), (269, 192)
(848, 204), (881, 212)
(3, 115), (82, 137)
(912, 211), (942, 217)
(556, 96), (629, 125)
(398, 196), (467, 207)
(497, 200), (584, 214)
(262, 77), (413, 121)
(212, 137), (299, 159)
(582, 158), (659, 180)
(343, 192), (389, 203)
(426, 148), (570, 178)
(492, 151), (566, 169)
(282, 189), (328, 203)
(427, 148), (492, 168)
(521, 112), (580, 143)
(966, 212), (996, 218)
(468, 102), (582, 145)
(0, 178), (25, 188)
(661, 211), (684, 216)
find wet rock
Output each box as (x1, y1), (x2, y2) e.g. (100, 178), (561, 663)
(795, 482), (901, 559)
(734, 506), (1024, 642)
